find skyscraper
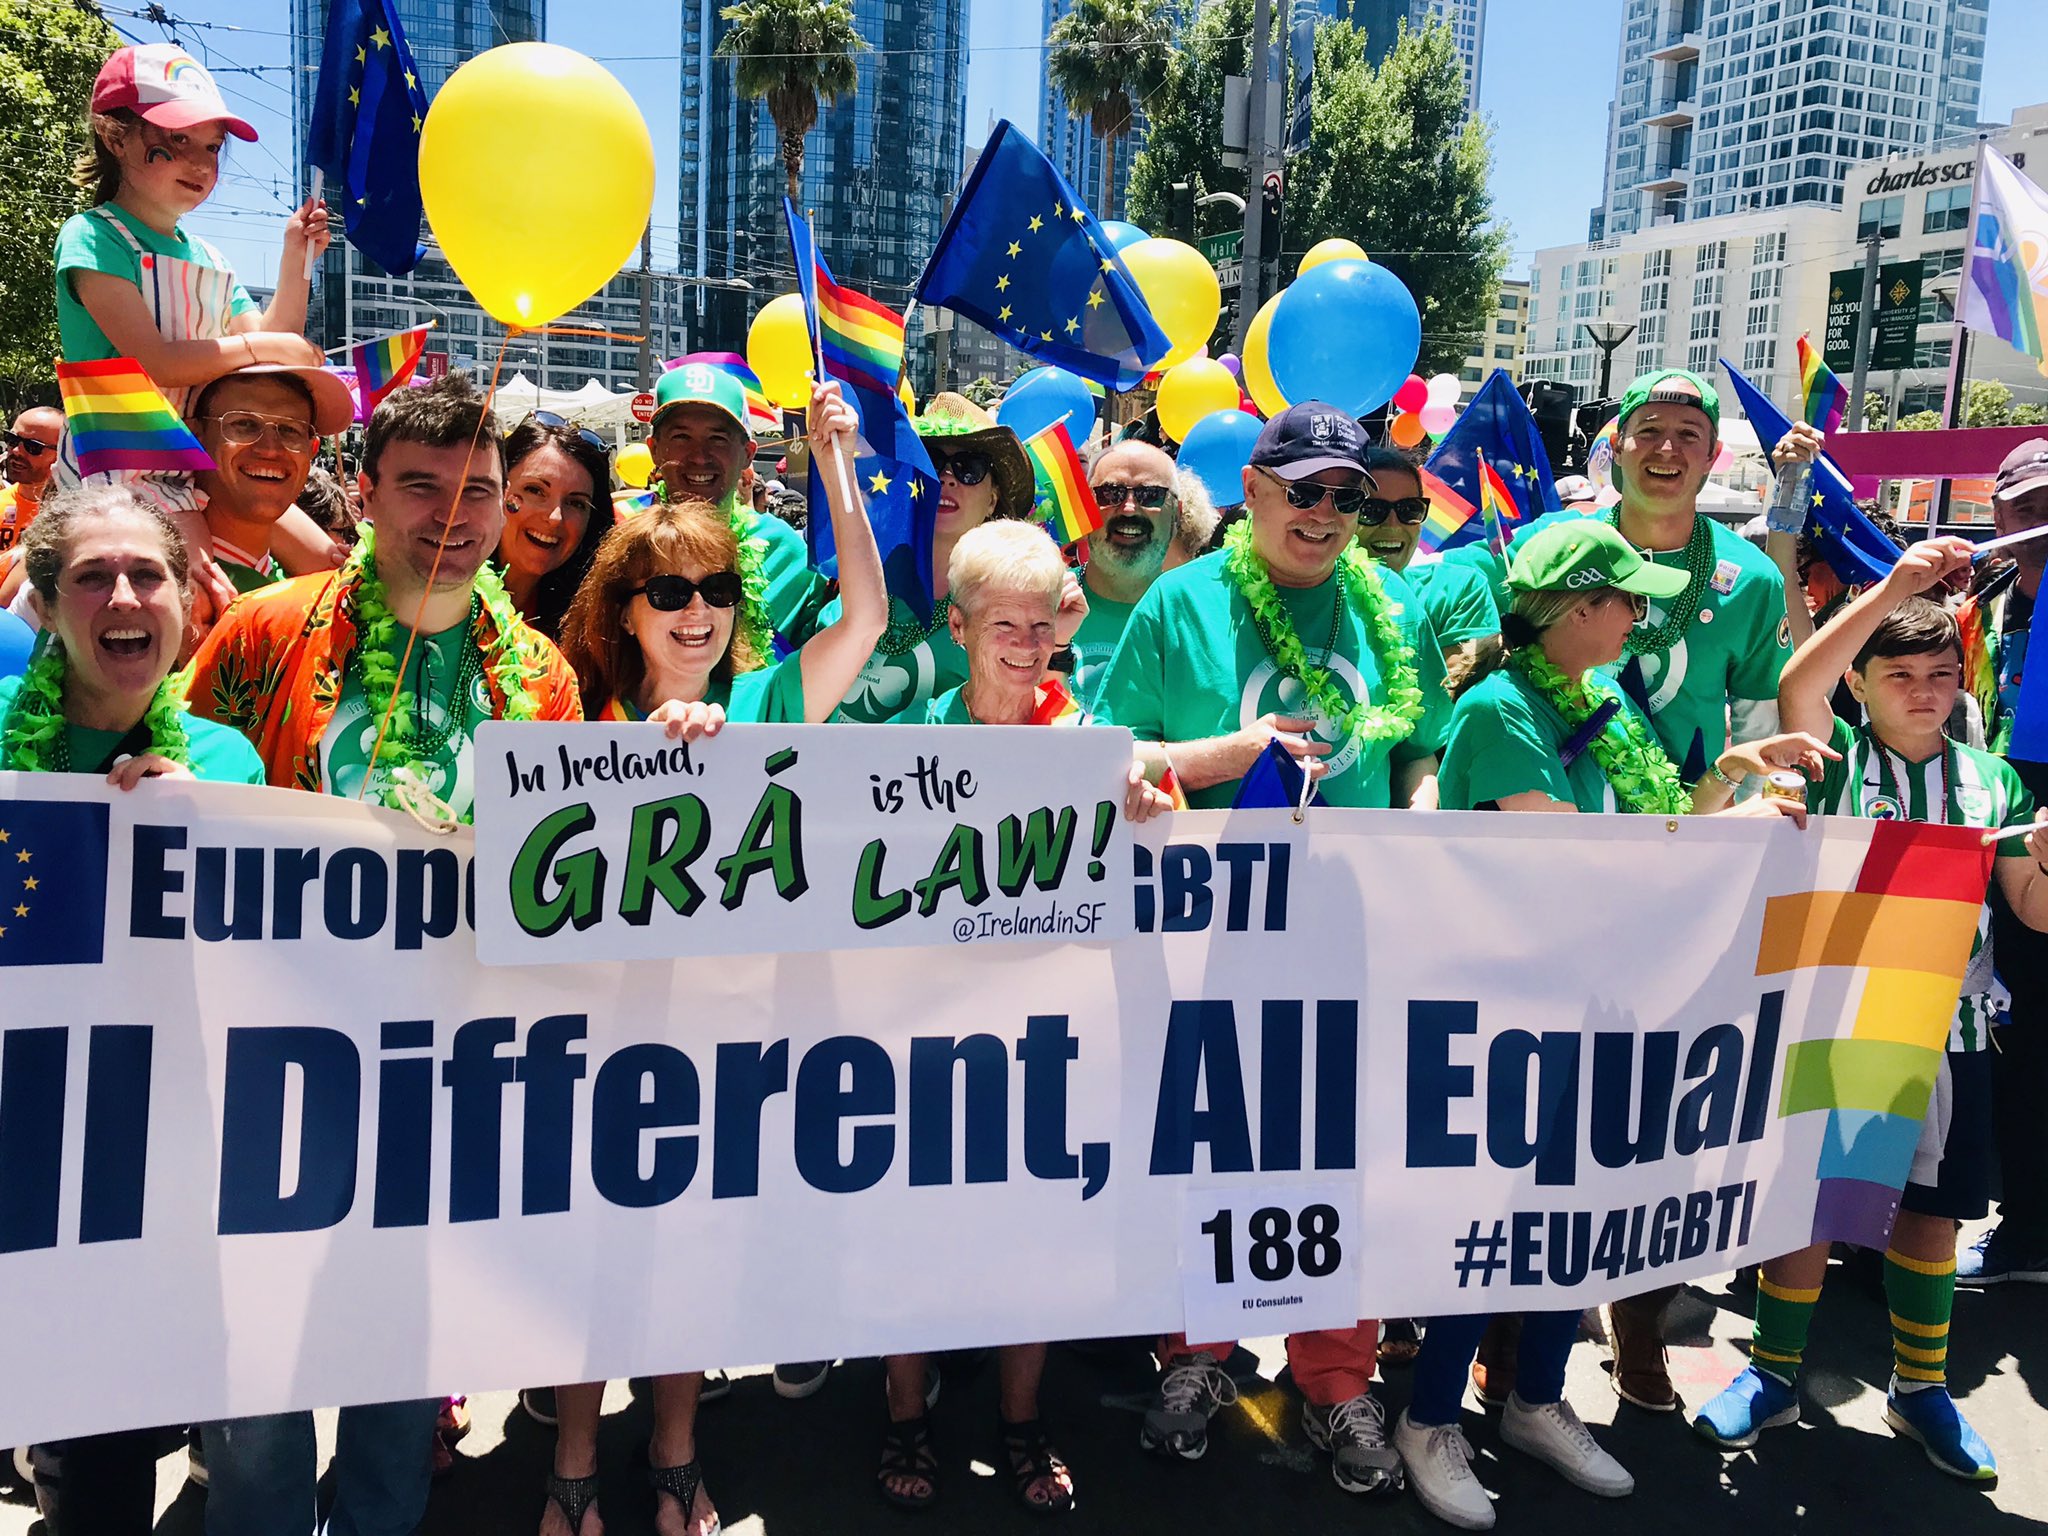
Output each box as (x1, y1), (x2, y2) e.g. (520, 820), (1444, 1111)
(1589, 0), (1989, 241)
(1302, 0), (1483, 111)
(679, 0), (968, 378)
(1039, 0), (1152, 222)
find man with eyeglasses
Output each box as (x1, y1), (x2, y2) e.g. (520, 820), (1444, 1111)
(0, 405), (64, 572)
(189, 364), (356, 592)
(1075, 440), (1210, 703)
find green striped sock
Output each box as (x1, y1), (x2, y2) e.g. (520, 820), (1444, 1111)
(1884, 1248), (1955, 1392)
(1751, 1273), (1819, 1385)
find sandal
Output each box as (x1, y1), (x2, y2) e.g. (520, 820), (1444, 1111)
(545, 1471), (601, 1536)
(1000, 1419), (1075, 1517)
(876, 1415), (938, 1509)
(648, 1459), (717, 1536)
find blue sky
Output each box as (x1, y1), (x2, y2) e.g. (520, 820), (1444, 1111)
(161, 0), (2047, 294)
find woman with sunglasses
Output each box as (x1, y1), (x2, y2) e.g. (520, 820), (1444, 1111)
(536, 380), (880, 1536)
(1357, 446), (1500, 678)
(1402, 518), (1830, 1531)
(829, 393), (1046, 723)
(495, 413), (613, 641)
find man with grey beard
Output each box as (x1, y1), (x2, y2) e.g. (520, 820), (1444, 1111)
(1074, 440), (1213, 704)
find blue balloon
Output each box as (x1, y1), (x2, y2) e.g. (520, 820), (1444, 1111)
(1267, 259), (1421, 417)
(998, 365), (1097, 444)
(1099, 220), (1149, 252)
(1178, 409), (1263, 510)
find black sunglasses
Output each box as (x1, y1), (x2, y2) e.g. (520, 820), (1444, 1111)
(1092, 483), (1173, 510)
(1358, 496), (1428, 527)
(633, 571), (744, 610)
(2, 431), (56, 457)
(1257, 468), (1371, 516)
(933, 449), (993, 486)
(530, 410), (607, 454)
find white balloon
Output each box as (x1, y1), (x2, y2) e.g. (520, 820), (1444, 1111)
(1425, 372), (1463, 407)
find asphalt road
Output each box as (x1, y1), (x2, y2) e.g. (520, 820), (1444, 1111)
(5, 1237), (2044, 1534)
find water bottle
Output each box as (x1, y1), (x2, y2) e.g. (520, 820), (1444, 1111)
(1766, 459), (1812, 535)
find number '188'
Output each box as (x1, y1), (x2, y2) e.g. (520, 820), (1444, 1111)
(1198, 1203), (1342, 1284)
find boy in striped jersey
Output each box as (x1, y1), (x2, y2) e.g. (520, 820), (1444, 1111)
(1693, 536), (2048, 1482)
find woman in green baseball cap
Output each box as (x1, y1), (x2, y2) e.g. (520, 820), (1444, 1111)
(1399, 519), (1842, 1530)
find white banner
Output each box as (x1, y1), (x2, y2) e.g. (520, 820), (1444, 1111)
(0, 774), (1985, 1445)
(471, 722), (1138, 963)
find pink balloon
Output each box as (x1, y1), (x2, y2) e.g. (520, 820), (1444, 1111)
(1393, 374), (1428, 414)
(1419, 401), (1457, 436)
(1712, 442), (1735, 473)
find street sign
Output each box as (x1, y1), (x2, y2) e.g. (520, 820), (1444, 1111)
(1216, 260), (1243, 293)
(1823, 262), (1922, 372)
(630, 391), (657, 424)
(1199, 230), (1243, 265)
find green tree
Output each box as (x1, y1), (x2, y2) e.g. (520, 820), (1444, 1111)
(1045, 0), (1175, 222)
(0, 0), (116, 408)
(1125, 0), (1252, 243)
(962, 375), (1003, 408)
(1965, 378), (2013, 427)
(2012, 402), (2048, 426)
(1897, 410), (1942, 431)
(717, 0), (866, 204)
(1861, 391), (1888, 430)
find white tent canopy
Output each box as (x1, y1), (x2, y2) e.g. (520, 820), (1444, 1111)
(487, 374), (644, 438)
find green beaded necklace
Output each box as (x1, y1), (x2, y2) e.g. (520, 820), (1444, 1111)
(878, 594), (952, 658)
(1604, 508), (1716, 657)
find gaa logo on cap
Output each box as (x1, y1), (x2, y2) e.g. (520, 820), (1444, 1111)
(1564, 567), (1606, 589)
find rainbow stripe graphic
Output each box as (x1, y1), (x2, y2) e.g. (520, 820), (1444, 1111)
(1416, 466), (1476, 555)
(1477, 461), (1520, 554)
(612, 486), (660, 520)
(1029, 676), (1085, 726)
(352, 325), (430, 418)
(1963, 147), (2048, 374)
(1755, 820), (1995, 1246)
(816, 271), (907, 400)
(55, 358), (213, 477)
(1022, 420), (1102, 545)
(1796, 334), (1848, 435)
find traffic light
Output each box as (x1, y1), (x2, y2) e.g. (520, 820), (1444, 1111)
(1172, 181), (1195, 240)
(1260, 173), (1283, 257)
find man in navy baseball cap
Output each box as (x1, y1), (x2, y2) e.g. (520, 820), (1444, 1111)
(1249, 401), (1378, 487)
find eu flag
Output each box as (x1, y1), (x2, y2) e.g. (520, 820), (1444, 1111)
(306, 0), (429, 277)
(0, 798), (108, 967)
(785, 201), (941, 620)
(1231, 739), (1327, 811)
(916, 120), (1171, 389)
(1719, 359), (1900, 587)
(1424, 370), (1561, 550)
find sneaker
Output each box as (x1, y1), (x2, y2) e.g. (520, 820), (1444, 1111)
(520, 1386), (558, 1427)
(186, 1426), (209, 1488)
(773, 1361), (833, 1399)
(10, 1444), (31, 1485)
(1303, 1393), (1404, 1495)
(1500, 1393), (1633, 1497)
(1138, 1353), (1239, 1460)
(1956, 1225), (2048, 1287)
(1885, 1381), (1997, 1482)
(700, 1370), (733, 1403)
(1692, 1366), (1799, 1450)
(1393, 1411), (1494, 1530)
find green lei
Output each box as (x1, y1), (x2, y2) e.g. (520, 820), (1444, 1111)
(0, 641), (190, 773)
(651, 475), (773, 660)
(344, 526), (542, 816)
(1507, 645), (1691, 816)
(1221, 519), (1423, 748)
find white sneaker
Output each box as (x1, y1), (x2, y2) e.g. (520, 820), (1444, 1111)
(1500, 1393), (1633, 1497)
(11, 1445), (30, 1485)
(1394, 1410), (1495, 1530)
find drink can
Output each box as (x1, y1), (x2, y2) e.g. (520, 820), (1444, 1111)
(1761, 770), (1807, 804)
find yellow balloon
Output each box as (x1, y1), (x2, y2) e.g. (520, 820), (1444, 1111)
(1298, 237), (1369, 276)
(420, 44), (653, 328)
(1242, 294), (1290, 418)
(616, 441), (653, 489)
(748, 294), (815, 410)
(1121, 237), (1222, 369)
(1156, 357), (1242, 444)
(898, 378), (916, 419)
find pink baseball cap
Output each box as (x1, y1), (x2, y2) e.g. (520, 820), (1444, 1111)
(92, 44), (257, 142)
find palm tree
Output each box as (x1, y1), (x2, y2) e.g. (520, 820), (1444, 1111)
(1045, 0), (1175, 220)
(717, 0), (867, 205)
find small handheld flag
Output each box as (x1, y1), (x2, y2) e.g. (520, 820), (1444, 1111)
(1796, 334), (1848, 435)
(1477, 461), (1521, 555)
(56, 360), (213, 477)
(351, 324), (431, 419)
(305, 0), (429, 277)
(1961, 145), (2048, 375)
(1423, 370), (1560, 552)
(1415, 466), (1477, 556)
(1022, 419), (1102, 545)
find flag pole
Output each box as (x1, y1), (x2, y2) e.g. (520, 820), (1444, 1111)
(304, 169), (324, 282)
(1932, 140), (1990, 534)
(806, 211), (868, 533)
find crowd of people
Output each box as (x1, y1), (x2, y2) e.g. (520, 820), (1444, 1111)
(3, 37), (2046, 1536)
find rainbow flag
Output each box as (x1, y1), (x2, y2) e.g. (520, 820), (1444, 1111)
(1023, 420), (1102, 545)
(55, 358), (213, 477)
(1961, 146), (2048, 375)
(1416, 465), (1476, 555)
(612, 486), (660, 520)
(1796, 334), (1848, 435)
(1029, 676), (1086, 726)
(1478, 460), (1520, 554)
(352, 325), (431, 418)
(674, 352), (781, 437)
(814, 272), (907, 399)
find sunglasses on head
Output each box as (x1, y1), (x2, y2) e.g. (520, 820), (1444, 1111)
(1092, 482), (1173, 510)
(530, 410), (608, 454)
(633, 571), (744, 611)
(3, 431), (57, 457)
(932, 449), (994, 486)
(1258, 467), (1371, 517)
(1358, 496), (1428, 527)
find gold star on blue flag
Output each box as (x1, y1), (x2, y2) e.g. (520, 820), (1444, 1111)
(307, 0), (430, 274)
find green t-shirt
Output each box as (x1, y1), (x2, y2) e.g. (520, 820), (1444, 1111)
(1071, 578), (1137, 708)
(53, 205), (258, 363)
(1438, 666), (1659, 814)
(1807, 714), (2033, 1052)
(319, 618), (493, 819)
(1446, 509), (1790, 780)
(922, 686), (976, 725)
(1092, 553), (1450, 809)
(612, 655), (807, 725)
(217, 557), (282, 595)
(743, 505), (829, 645)
(0, 675), (265, 783)
(1401, 557), (1501, 646)
(825, 593), (970, 723)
